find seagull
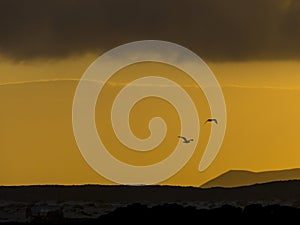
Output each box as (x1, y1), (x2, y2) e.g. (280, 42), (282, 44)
(205, 118), (218, 124)
(178, 136), (194, 143)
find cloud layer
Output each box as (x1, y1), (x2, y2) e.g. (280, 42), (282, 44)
(0, 0), (300, 61)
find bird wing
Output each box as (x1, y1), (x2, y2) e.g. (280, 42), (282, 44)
(205, 119), (218, 124)
(178, 136), (188, 142)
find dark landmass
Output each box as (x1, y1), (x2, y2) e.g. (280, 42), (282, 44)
(201, 168), (300, 188)
(16, 203), (300, 224)
(3, 180), (300, 203)
(2, 181), (300, 223)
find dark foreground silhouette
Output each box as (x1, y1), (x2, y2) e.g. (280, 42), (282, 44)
(4, 203), (300, 224)
(97, 203), (300, 222)
(2, 181), (300, 223)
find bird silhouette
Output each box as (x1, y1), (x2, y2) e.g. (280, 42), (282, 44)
(205, 118), (218, 124)
(178, 136), (194, 143)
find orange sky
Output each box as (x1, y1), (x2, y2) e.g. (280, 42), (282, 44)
(1, 54), (300, 88)
(1, 55), (300, 186)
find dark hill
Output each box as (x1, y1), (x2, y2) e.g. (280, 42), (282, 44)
(201, 168), (300, 188)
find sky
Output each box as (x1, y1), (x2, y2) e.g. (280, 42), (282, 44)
(1, 0), (300, 186)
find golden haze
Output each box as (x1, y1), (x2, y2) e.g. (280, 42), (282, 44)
(1, 55), (300, 186)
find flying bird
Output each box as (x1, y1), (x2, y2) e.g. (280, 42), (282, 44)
(205, 118), (218, 124)
(178, 136), (194, 143)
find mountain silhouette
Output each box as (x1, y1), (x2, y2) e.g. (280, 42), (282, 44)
(201, 168), (300, 188)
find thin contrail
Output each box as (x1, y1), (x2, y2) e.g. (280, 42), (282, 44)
(0, 78), (102, 87)
(0, 79), (299, 91)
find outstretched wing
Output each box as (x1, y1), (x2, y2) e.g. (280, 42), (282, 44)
(205, 118), (218, 124)
(178, 136), (188, 142)
(212, 119), (218, 124)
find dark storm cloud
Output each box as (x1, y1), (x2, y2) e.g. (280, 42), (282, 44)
(0, 0), (300, 61)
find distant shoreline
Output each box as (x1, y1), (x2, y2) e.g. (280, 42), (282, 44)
(1, 180), (300, 204)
